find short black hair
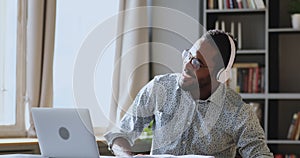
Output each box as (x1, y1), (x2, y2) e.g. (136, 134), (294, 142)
(203, 29), (237, 69)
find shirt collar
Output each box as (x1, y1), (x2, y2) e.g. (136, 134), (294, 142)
(176, 73), (226, 106)
(196, 83), (226, 107)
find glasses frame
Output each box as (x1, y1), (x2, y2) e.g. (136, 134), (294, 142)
(182, 49), (208, 70)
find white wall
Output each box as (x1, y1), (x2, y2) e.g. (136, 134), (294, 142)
(150, 0), (202, 77)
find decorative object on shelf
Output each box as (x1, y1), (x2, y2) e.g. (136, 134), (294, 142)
(287, 112), (300, 140)
(289, 0), (300, 29)
(249, 102), (263, 125)
(237, 22), (242, 49)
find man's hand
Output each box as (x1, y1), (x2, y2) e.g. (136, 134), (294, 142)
(111, 137), (133, 157)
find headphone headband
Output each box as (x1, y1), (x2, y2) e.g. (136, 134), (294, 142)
(225, 34), (236, 71)
(216, 34), (236, 83)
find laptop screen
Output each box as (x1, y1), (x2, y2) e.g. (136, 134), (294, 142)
(32, 108), (100, 158)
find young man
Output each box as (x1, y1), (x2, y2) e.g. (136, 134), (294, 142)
(104, 30), (273, 157)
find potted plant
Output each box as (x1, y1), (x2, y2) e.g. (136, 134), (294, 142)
(289, 0), (300, 29)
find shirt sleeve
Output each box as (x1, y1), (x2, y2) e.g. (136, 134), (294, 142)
(104, 79), (157, 147)
(231, 103), (273, 158)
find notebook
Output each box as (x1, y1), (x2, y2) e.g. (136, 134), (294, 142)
(31, 108), (100, 158)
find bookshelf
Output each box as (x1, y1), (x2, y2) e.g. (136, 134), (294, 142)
(204, 0), (300, 156)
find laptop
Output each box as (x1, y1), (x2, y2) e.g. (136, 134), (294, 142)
(31, 108), (100, 158)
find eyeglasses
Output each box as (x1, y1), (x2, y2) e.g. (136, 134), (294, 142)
(182, 49), (208, 70)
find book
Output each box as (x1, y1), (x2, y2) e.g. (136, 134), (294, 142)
(253, 67), (260, 93)
(208, 0), (214, 9)
(223, 0), (228, 9)
(260, 67), (265, 93)
(218, 0), (223, 9)
(253, 0), (265, 9)
(237, 0), (243, 9)
(242, 0), (248, 8)
(214, 0), (219, 9)
(232, 0), (238, 9)
(247, 0), (255, 9)
(229, 0), (234, 8)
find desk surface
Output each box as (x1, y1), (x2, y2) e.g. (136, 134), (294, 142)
(0, 154), (214, 158)
(0, 154), (114, 158)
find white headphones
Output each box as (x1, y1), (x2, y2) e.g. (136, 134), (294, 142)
(216, 34), (236, 83)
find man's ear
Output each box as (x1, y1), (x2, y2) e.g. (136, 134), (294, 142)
(210, 67), (221, 81)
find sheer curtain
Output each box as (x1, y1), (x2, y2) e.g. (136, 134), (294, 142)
(108, 0), (151, 128)
(26, 0), (56, 137)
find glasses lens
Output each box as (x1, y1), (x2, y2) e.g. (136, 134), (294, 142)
(191, 59), (200, 69)
(182, 50), (188, 59)
(182, 50), (190, 62)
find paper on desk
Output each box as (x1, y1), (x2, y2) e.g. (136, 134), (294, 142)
(133, 155), (214, 158)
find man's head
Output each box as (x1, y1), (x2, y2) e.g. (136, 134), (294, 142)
(179, 29), (237, 92)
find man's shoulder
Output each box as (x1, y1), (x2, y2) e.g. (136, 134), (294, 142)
(225, 87), (244, 108)
(152, 73), (180, 83)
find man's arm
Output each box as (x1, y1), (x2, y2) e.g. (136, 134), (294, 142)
(233, 103), (273, 158)
(104, 79), (157, 156)
(110, 137), (133, 156)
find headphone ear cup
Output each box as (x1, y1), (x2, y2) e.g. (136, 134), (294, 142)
(217, 68), (231, 83)
(216, 68), (225, 83)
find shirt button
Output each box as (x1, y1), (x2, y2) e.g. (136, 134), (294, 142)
(187, 121), (191, 125)
(182, 141), (186, 144)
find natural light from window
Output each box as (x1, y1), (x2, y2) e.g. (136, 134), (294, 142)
(54, 0), (119, 128)
(0, 0), (17, 125)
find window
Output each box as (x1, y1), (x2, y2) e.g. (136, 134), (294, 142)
(54, 0), (119, 134)
(0, 0), (17, 125)
(0, 0), (26, 136)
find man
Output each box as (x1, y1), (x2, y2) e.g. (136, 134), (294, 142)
(104, 30), (273, 157)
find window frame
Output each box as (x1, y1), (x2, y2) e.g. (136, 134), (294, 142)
(0, 0), (27, 137)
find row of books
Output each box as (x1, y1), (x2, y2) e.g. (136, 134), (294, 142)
(207, 0), (265, 10)
(227, 63), (265, 93)
(274, 154), (299, 158)
(287, 112), (300, 140)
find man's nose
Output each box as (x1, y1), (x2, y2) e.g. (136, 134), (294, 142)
(183, 59), (194, 70)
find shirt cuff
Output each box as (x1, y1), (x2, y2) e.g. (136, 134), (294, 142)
(104, 131), (135, 147)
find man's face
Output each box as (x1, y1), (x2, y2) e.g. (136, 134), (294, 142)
(179, 38), (220, 91)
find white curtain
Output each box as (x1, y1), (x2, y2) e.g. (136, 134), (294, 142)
(26, 0), (56, 137)
(109, 0), (150, 127)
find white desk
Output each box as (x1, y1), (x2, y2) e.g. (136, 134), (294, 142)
(0, 154), (114, 158)
(0, 155), (42, 158)
(0, 154), (214, 158)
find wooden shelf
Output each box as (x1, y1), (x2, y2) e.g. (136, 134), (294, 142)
(269, 28), (300, 33)
(240, 93), (266, 99)
(237, 49), (266, 54)
(206, 9), (266, 14)
(267, 140), (300, 145)
(268, 93), (300, 99)
(241, 93), (300, 99)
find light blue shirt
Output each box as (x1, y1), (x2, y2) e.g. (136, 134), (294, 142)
(104, 73), (273, 158)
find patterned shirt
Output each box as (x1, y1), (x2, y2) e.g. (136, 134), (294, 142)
(104, 73), (273, 158)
